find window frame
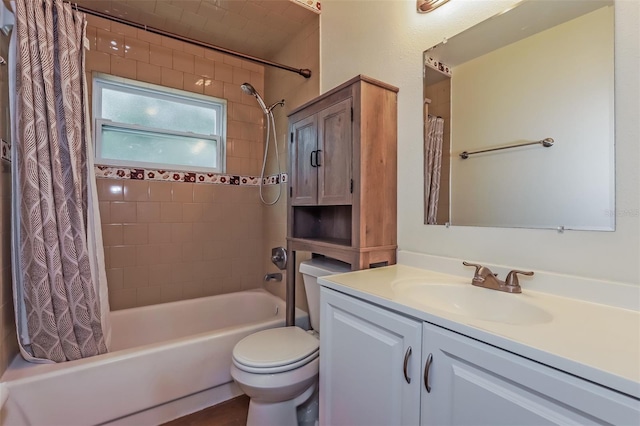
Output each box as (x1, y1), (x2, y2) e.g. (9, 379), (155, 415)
(92, 73), (227, 173)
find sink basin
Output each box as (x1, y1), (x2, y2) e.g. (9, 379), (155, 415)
(392, 279), (553, 326)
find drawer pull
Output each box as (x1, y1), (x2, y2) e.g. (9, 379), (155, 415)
(403, 346), (412, 384)
(424, 353), (433, 393)
(310, 150), (317, 167)
(316, 149), (322, 166)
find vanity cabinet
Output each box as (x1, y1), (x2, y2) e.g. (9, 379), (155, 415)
(287, 75), (398, 270)
(421, 322), (639, 426)
(319, 287), (421, 426)
(319, 287), (640, 426)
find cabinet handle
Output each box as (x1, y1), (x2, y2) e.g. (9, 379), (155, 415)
(310, 150), (317, 167)
(316, 149), (322, 167)
(403, 346), (412, 384)
(424, 353), (433, 393)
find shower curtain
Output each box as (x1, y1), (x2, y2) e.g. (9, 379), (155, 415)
(424, 115), (444, 225)
(10, 0), (110, 362)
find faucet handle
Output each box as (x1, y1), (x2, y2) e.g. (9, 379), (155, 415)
(462, 261), (496, 279)
(505, 270), (534, 288)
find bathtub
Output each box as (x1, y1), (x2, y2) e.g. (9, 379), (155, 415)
(0, 289), (308, 426)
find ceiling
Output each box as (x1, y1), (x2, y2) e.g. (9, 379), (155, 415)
(76, 0), (319, 59)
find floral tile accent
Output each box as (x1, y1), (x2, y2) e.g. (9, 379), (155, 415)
(425, 56), (451, 76)
(1, 139), (11, 163)
(95, 164), (286, 187)
(240, 176), (260, 185)
(263, 174), (281, 185)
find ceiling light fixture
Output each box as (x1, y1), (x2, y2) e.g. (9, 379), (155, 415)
(417, 0), (450, 13)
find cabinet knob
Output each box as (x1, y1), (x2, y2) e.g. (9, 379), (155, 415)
(424, 353), (433, 393)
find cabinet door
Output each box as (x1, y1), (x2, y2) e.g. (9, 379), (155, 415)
(291, 114), (318, 205)
(317, 98), (353, 205)
(320, 288), (421, 426)
(421, 322), (640, 426)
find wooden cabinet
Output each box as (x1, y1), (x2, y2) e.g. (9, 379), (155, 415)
(320, 287), (422, 426)
(291, 98), (353, 206)
(287, 75), (398, 270)
(319, 289), (640, 426)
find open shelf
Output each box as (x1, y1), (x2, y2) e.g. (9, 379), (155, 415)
(292, 206), (352, 247)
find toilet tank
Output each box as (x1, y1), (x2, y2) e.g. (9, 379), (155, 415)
(299, 258), (351, 333)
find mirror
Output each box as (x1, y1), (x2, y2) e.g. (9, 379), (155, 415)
(423, 0), (615, 231)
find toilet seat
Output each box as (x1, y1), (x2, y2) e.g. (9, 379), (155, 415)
(233, 326), (319, 374)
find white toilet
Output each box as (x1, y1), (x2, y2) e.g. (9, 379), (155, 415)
(230, 257), (351, 426)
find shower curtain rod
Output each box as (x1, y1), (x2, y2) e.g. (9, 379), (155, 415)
(74, 5), (312, 79)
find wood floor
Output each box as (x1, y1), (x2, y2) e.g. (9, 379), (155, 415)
(161, 395), (250, 426)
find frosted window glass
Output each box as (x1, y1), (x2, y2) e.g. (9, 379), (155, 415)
(101, 88), (217, 135)
(101, 125), (217, 169)
(94, 75), (226, 172)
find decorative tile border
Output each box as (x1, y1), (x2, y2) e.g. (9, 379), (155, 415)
(1, 139), (10, 163)
(424, 56), (452, 76)
(1, 150), (284, 186)
(94, 165), (287, 186)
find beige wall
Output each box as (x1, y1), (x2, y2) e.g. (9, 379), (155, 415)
(0, 30), (17, 373)
(85, 15), (268, 309)
(320, 0), (639, 285)
(262, 18), (320, 311)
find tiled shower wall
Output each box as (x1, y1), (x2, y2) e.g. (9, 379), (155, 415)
(85, 15), (267, 310)
(0, 31), (17, 373)
(98, 180), (263, 309)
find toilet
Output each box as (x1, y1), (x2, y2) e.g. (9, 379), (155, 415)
(230, 257), (351, 426)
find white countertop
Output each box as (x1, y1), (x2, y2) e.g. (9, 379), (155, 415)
(319, 265), (640, 400)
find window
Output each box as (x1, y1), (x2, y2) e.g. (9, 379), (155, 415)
(93, 74), (226, 173)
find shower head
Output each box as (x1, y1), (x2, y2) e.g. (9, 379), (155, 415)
(240, 82), (269, 115)
(240, 82), (257, 96)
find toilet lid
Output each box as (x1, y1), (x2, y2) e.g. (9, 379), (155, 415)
(233, 326), (319, 369)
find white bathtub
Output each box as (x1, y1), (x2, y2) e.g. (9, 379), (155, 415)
(0, 289), (308, 426)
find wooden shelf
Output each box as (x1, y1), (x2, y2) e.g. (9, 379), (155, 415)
(288, 237), (397, 270)
(288, 236), (352, 247)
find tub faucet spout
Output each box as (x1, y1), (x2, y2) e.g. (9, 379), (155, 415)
(264, 273), (282, 282)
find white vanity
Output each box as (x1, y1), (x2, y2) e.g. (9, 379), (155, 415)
(318, 261), (640, 425)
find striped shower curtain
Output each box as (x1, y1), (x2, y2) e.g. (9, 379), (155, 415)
(11, 0), (110, 362)
(424, 115), (444, 225)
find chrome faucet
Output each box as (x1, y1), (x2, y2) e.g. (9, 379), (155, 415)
(462, 261), (533, 294)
